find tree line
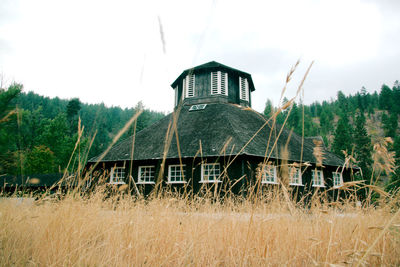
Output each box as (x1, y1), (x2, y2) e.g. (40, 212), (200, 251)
(0, 84), (164, 176)
(264, 81), (400, 191)
(1, 80), (399, 191)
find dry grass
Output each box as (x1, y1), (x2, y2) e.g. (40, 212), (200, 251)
(1, 191), (400, 266)
(2, 61), (399, 266)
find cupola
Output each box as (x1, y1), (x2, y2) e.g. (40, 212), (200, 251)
(171, 61), (255, 108)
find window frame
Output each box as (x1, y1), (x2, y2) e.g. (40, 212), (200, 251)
(167, 164), (187, 184)
(211, 71), (228, 96)
(183, 74), (195, 98)
(312, 169), (325, 187)
(239, 76), (249, 101)
(289, 167), (303, 186)
(174, 86), (179, 106)
(200, 163), (222, 183)
(137, 165), (155, 184)
(261, 164), (278, 184)
(332, 171), (343, 188)
(110, 167), (126, 184)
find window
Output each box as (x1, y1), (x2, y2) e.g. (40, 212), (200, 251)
(189, 104), (207, 111)
(183, 74), (195, 98)
(312, 169), (325, 187)
(211, 71), (228, 96)
(239, 76), (249, 101)
(168, 164), (186, 183)
(289, 167), (302, 185)
(138, 166), (155, 184)
(201, 163), (221, 183)
(261, 165), (277, 184)
(174, 86), (179, 106)
(332, 172), (343, 188)
(110, 167), (125, 184)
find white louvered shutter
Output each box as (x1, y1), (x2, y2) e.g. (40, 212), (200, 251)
(185, 74), (195, 98)
(211, 71), (228, 95)
(221, 72), (227, 95)
(211, 72), (218, 95)
(239, 77), (249, 101)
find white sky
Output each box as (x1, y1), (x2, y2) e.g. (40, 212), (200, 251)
(1, 0), (399, 113)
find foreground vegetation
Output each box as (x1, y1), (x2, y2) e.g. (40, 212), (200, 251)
(1, 62), (399, 266)
(1, 189), (400, 266)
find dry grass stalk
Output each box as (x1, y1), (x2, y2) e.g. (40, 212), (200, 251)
(313, 139), (325, 167)
(1, 193), (399, 266)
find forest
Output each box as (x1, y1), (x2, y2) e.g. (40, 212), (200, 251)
(1, 81), (399, 191)
(0, 84), (164, 177)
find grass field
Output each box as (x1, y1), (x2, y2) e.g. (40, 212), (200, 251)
(1, 61), (399, 266)
(1, 189), (400, 266)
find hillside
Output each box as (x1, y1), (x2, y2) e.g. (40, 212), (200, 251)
(266, 81), (400, 189)
(0, 85), (164, 176)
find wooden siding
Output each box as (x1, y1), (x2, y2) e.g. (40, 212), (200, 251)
(88, 154), (352, 200)
(174, 69), (251, 108)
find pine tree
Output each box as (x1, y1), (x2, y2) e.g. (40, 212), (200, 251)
(382, 112), (398, 138)
(353, 111), (372, 180)
(263, 99), (274, 118)
(387, 135), (400, 191)
(332, 113), (353, 157)
(379, 84), (393, 111)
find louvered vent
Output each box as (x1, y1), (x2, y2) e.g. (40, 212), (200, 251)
(239, 76), (249, 101)
(184, 74), (195, 98)
(211, 72), (218, 95)
(221, 72), (227, 95)
(211, 71), (228, 96)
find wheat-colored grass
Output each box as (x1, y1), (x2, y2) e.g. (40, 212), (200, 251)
(2, 61), (399, 266)
(1, 190), (399, 266)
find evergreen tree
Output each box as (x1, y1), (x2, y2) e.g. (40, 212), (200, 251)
(66, 98), (81, 134)
(332, 113), (353, 157)
(287, 102), (301, 134)
(392, 81), (400, 115)
(337, 91), (349, 113)
(353, 111), (372, 180)
(319, 109), (333, 134)
(0, 83), (21, 119)
(382, 112), (398, 138)
(263, 99), (274, 118)
(387, 135), (400, 191)
(379, 84), (393, 111)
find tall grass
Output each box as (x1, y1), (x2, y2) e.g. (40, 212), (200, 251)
(1, 191), (400, 266)
(1, 61), (400, 266)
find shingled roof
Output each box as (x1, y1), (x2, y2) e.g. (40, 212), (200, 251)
(88, 103), (345, 167)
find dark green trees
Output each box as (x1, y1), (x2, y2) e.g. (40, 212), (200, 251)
(0, 87), (165, 176)
(353, 112), (372, 179)
(332, 113), (353, 157)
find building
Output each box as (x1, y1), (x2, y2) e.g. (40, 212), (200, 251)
(87, 61), (351, 196)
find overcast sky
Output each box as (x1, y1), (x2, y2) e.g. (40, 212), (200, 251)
(1, 0), (399, 113)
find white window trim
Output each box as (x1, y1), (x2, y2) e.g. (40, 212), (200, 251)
(110, 167), (126, 184)
(312, 169), (325, 187)
(239, 76), (249, 101)
(261, 165), (278, 184)
(200, 163), (222, 183)
(167, 164), (187, 184)
(289, 167), (303, 186)
(332, 171), (343, 188)
(211, 71), (228, 96)
(174, 86), (178, 106)
(137, 165), (155, 184)
(183, 74), (195, 98)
